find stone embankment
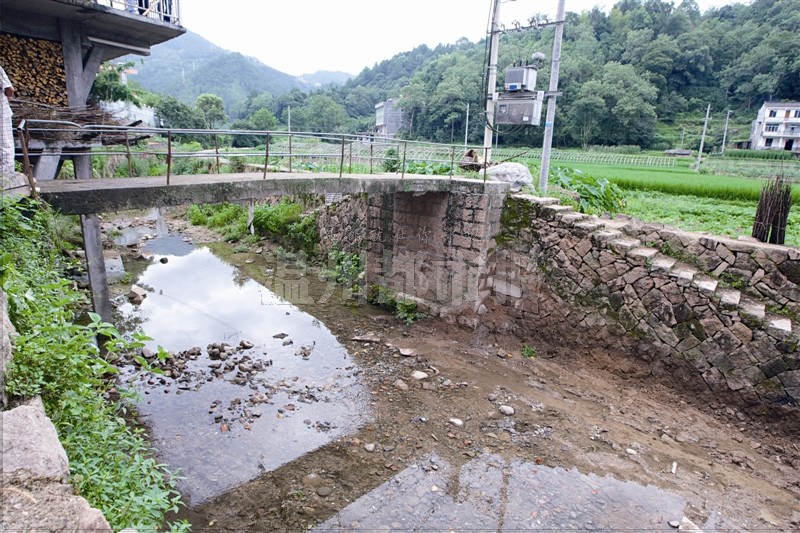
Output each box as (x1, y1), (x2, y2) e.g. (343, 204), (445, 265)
(487, 195), (799, 407)
(1, 290), (112, 530)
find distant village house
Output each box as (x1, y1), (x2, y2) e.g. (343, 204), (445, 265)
(749, 101), (800, 153)
(374, 98), (406, 140)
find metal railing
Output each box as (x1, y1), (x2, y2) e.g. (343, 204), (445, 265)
(93, 0), (180, 25)
(16, 121), (501, 187)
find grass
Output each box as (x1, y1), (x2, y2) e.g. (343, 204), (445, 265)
(562, 162), (800, 203)
(621, 190), (800, 248)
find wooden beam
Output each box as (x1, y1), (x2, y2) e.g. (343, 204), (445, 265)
(80, 214), (112, 323)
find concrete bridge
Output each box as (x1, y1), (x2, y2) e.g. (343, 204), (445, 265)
(37, 172), (510, 323)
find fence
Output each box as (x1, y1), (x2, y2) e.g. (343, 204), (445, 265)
(92, 0), (179, 24)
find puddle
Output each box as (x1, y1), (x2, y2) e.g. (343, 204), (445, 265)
(117, 238), (371, 505)
(317, 454), (686, 531)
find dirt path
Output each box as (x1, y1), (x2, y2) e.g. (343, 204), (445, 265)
(108, 211), (800, 531)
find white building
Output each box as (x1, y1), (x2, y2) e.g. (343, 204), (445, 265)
(750, 101), (800, 153)
(375, 99), (406, 139)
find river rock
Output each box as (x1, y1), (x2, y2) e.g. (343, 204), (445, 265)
(127, 285), (148, 305)
(352, 332), (381, 343)
(239, 340), (254, 349)
(449, 418), (464, 428)
(316, 486), (333, 497)
(394, 379), (409, 392)
(486, 162), (533, 191)
(499, 405), (515, 416)
(411, 371), (428, 381)
(273, 333), (288, 339)
(399, 348), (417, 357)
(303, 473), (323, 487)
(364, 443), (376, 452)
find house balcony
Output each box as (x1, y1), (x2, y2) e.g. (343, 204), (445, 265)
(1, 0), (184, 60)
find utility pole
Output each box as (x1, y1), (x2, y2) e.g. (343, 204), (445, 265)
(721, 109), (732, 156)
(464, 102), (470, 150)
(696, 103), (711, 171)
(537, 0), (566, 193)
(482, 0), (502, 163)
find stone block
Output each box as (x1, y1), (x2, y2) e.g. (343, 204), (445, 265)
(493, 279), (522, 299)
(2, 397), (69, 484)
(759, 356), (788, 379)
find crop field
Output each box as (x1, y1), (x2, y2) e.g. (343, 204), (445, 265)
(620, 190), (800, 248)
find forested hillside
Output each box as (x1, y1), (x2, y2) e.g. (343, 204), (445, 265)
(126, 0), (799, 151)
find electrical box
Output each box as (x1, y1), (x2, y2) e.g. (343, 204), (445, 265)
(504, 66), (538, 92)
(495, 92), (544, 126)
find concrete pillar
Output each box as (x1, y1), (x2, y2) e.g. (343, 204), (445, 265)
(80, 214), (112, 323)
(73, 155), (93, 180)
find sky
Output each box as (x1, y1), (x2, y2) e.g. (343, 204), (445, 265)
(177, 0), (746, 77)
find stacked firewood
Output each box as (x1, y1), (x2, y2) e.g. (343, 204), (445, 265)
(0, 33), (68, 107)
(12, 100), (122, 142)
(752, 176), (792, 245)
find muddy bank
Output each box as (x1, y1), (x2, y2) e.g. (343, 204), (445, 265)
(103, 209), (800, 531)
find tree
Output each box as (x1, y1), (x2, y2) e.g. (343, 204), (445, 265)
(250, 108), (278, 130)
(195, 93), (227, 129)
(89, 62), (139, 105)
(155, 96), (204, 129)
(294, 94), (348, 133)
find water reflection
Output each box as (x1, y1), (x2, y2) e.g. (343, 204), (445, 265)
(317, 454), (686, 531)
(118, 242), (370, 505)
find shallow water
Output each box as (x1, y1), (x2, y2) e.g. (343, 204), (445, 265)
(117, 239), (370, 505)
(317, 453), (686, 531)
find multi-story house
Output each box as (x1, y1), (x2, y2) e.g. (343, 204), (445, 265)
(375, 99), (406, 139)
(750, 101), (800, 153)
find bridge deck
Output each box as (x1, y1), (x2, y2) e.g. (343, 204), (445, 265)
(37, 172), (507, 215)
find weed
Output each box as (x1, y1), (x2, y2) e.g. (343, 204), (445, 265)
(367, 284), (426, 325)
(522, 345), (537, 358)
(1, 196), (184, 530)
(321, 248), (363, 292)
(548, 166), (626, 214)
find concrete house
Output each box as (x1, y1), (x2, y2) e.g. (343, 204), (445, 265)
(750, 101), (800, 153)
(375, 98), (406, 139)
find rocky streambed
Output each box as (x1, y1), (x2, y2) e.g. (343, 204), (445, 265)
(102, 209), (800, 531)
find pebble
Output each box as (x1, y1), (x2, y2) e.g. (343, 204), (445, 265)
(315, 486), (333, 497)
(668, 520), (680, 528)
(399, 348), (417, 357)
(488, 393), (498, 402)
(364, 443), (376, 452)
(449, 418), (464, 428)
(394, 379), (409, 392)
(411, 371), (429, 381)
(303, 473), (323, 486)
(499, 405), (515, 416)
(626, 448), (637, 455)
(159, 257), (169, 264)
(661, 433), (676, 444)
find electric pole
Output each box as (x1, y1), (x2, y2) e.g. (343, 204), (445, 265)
(464, 102), (470, 149)
(721, 109), (732, 156)
(482, 0), (502, 164)
(696, 103), (711, 171)
(537, 0), (566, 193)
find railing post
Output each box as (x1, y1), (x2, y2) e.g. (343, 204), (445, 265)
(450, 145), (456, 178)
(483, 147), (488, 182)
(124, 130), (133, 177)
(263, 132), (270, 179)
(348, 140), (353, 174)
(401, 141), (407, 179)
(288, 133), (293, 173)
(369, 143), (374, 174)
(214, 133), (221, 174)
(339, 135), (345, 178)
(167, 130), (172, 185)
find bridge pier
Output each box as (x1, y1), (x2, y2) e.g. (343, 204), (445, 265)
(79, 214), (112, 323)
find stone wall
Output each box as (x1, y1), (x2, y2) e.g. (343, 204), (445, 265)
(485, 195), (799, 407)
(315, 193), (369, 258)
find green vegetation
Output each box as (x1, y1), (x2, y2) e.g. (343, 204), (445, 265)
(367, 284), (426, 325)
(252, 199), (319, 256)
(187, 202), (248, 241)
(547, 166), (626, 214)
(1, 197), (184, 530)
(621, 190), (800, 247)
(522, 345), (537, 359)
(321, 248), (363, 293)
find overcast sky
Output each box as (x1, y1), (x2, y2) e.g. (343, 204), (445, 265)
(178, 0), (746, 77)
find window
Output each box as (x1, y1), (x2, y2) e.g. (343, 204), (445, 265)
(794, 110), (800, 118)
(765, 138), (773, 147)
(765, 123), (780, 132)
(769, 109), (778, 117)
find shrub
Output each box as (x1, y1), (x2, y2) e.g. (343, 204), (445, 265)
(321, 248), (363, 292)
(1, 196), (185, 530)
(367, 284), (426, 325)
(548, 166), (626, 214)
(253, 199), (319, 256)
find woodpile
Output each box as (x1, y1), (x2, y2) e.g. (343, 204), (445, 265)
(0, 33), (68, 107)
(752, 175), (792, 245)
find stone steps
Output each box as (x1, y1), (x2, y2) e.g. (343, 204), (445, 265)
(579, 216), (799, 337)
(523, 198), (799, 339)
